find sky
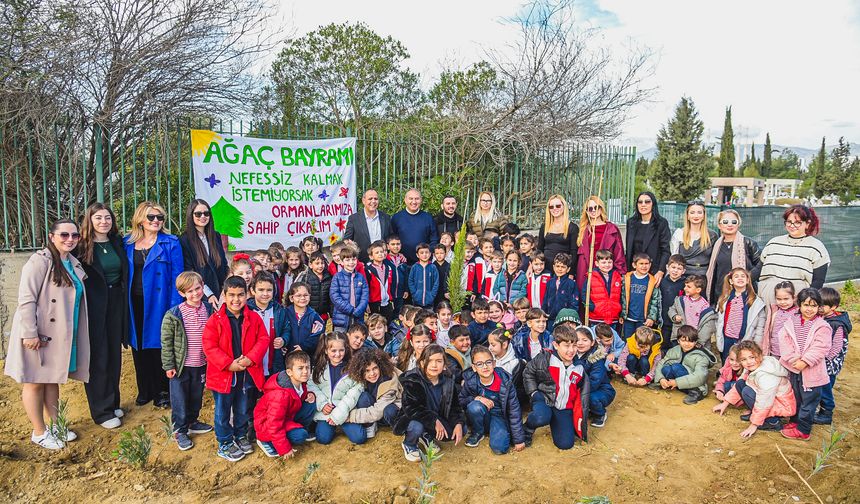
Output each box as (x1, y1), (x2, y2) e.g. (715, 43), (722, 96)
(269, 0), (860, 151)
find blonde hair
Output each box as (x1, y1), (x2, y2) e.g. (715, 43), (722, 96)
(472, 191), (501, 229)
(716, 209), (742, 229)
(176, 271), (204, 293)
(577, 195), (608, 246)
(544, 194), (571, 239)
(717, 267), (757, 311)
(682, 203), (712, 249)
(127, 201), (169, 243)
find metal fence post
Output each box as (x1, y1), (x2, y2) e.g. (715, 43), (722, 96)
(94, 123), (105, 203)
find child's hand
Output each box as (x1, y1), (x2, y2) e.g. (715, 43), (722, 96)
(476, 396), (495, 410)
(607, 353), (615, 362)
(635, 377), (647, 386)
(327, 418), (337, 426)
(306, 392), (315, 403)
(293, 345), (302, 352)
(624, 374), (636, 385)
(740, 424), (758, 438)
(435, 420), (448, 441)
(283, 449), (296, 459)
(644, 319), (655, 328)
(609, 363), (621, 373)
(166, 369), (177, 379)
(667, 379), (676, 389)
(322, 403), (334, 415)
(659, 378), (670, 389)
(273, 337), (284, 349)
(793, 360), (808, 371)
(513, 442), (525, 452)
(238, 356), (253, 368)
(712, 402), (729, 415)
(715, 390), (725, 401)
(673, 315), (682, 323)
(451, 424), (463, 445)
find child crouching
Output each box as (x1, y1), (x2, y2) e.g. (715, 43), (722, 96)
(654, 325), (717, 404)
(572, 326), (615, 428)
(254, 351), (317, 457)
(612, 326), (663, 387)
(348, 348), (403, 438)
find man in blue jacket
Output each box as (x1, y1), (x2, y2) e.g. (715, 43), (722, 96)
(390, 189), (439, 264)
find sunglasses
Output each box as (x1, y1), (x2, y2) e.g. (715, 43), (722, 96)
(720, 219), (739, 225)
(687, 199), (705, 206)
(549, 204), (563, 209)
(146, 214), (165, 222)
(586, 205), (599, 212)
(55, 232), (81, 240)
(480, 199), (492, 203)
(193, 211), (211, 218)
(637, 199), (652, 205)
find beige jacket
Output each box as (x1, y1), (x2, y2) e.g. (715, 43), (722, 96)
(4, 250), (90, 384)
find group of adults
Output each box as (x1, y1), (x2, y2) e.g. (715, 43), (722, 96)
(4, 184), (830, 448)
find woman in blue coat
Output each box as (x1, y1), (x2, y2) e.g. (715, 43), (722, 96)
(124, 201), (184, 408)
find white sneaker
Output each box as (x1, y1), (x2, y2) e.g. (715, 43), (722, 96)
(365, 422), (378, 439)
(32, 431), (65, 450)
(114, 409), (125, 419)
(100, 417), (121, 429)
(50, 425), (78, 442)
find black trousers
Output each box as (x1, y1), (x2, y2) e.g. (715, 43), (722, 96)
(369, 301), (395, 323)
(131, 293), (169, 403)
(84, 284), (125, 423)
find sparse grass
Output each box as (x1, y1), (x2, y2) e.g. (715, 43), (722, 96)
(47, 399), (71, 447)
(810, 427), (846, 478)
(414, 441), (443, 504)
(113, 426), (152, 468)
(577, 497), (611, 504)
(303, 461), (320, 484)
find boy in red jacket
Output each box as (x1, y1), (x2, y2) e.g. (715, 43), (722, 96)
(254, 351), (317, 458)
(203, 276), (271, 462)
(582, 249), (623, 327)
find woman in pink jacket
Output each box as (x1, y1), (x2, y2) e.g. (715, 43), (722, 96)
(777, 288), (832, 441)
(713, 341), (795, 438)
(575, 196), (625, 289)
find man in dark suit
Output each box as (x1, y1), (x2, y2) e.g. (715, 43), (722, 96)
(344, 188), (391, 262)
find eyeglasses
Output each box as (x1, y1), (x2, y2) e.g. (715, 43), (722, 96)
(549, 204), (563, 209)
(785, 220), (804, 228)
(193, 211), (211, 218)
(146, 214), (165, 222)
(56, 232), (81, 240)
(586, 205), (599, 212)
(720, 219), (739, 225)
(473, 359), (495, 368)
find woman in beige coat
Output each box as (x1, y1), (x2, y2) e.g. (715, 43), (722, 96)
(4, 219), (90, 450)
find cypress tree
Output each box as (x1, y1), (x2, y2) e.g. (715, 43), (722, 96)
(718, 106), (735, 177)
(762, 133), (772, 178)
(651, 97), (712, 201)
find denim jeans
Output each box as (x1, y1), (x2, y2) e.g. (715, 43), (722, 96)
(403, 418), (456, 449)
(789, 372), (822, 435)
(169, 366), (205, 434)
(661, 363), (689, 381)
(356, 390), (400, 426)
(722, 380), (737, 394)
(626, 354), (651, 376)
(212, 372), (255, 444)
(589, 387), (615, 417)
(721, 336), (739, 362)
(623, 319), (644, 339)
(525, 394), (576, 450)
(819, 374), (837, 412)
(465, 400), (511, 454)
(315, 420), (367, 445)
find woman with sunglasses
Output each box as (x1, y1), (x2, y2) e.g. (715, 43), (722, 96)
(537, 194), (579, 266)
(575, 195), (626, 287)
(124, 201), (184, 408)
(705, 209), (762, 303)
(5, 220), (90, 449)
(757, 205), (829, 305)
(670, 201), (718, 281)
(76, 203), (128, 429)
(468, 191), (507, 237)
(625, 191), (671, 283)
(179, 199), (228, 308)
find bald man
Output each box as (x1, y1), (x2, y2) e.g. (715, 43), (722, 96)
(344, 189), (392, 262)
(390, 189), (439, 264)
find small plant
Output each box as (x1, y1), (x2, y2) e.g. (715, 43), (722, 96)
(810, 427), (846, 477)
(413, 441), (443, 504)
(446, 223), (468, 314)
(113, 426), (152, 468)
(151, 415), (175, 464)
(47, 399), (71, 447)
(841, 278), (857, 297)
(577, 497), (611, 504)
(303, 461), (320, 484)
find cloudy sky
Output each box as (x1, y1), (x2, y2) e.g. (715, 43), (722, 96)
(272, 0), (860, 150)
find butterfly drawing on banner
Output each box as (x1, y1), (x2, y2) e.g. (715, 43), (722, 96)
(339, 187), (349, 198)
(336, 218), (346, 231)
(318, 190), (329, 201)
(205, 173), (221, 188)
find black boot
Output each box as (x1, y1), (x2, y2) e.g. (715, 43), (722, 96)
(813, 409), (833, 425)
(683, 389), (704, 405)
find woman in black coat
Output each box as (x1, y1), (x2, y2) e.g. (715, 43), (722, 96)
(76, 203), (128, 428)
(179, 199), (228, 307)
(625, 191), (671, 282)
(536, 194), (579, 266)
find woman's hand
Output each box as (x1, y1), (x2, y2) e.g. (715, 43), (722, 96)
(208, 295), (220, 309)
(22, 337), (40, 350)
(273, 337), (284, 349)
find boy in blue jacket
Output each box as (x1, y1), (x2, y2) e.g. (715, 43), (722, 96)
(541, 252), (579, 329)
(247, 272), (290, 376)
(408, 243), (439, 309)
(330, 247), (369, 332)
(468, 297), (498, 346)
(594, 323), (625, 371)
(572, 326), (615, 428)
(386, 235), (410, 316)
(459, 345), (525, 454)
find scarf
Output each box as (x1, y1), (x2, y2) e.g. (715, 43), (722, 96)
(548, 353), (585, 438)
(705, 231), (747, 292)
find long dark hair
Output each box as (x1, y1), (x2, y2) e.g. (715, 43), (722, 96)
(183, 199), (222, 269)
(77, 203), (120, 265)
(312, 332), (352, 383)
(47, 219), (77, 287)
(632, 191), (663, 222)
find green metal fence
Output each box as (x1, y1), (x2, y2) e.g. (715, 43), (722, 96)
(659, 202), (860, 283)
(0, 119), (636, 251)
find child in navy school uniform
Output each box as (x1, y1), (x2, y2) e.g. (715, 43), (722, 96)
(329, 247), (369, 332)
(468, 297), (498, 346)
(659, 255), (687, 352)
(409, 243), (440, 309)
(386, 235), (410, 315)
(365, 240), (395, 322)
(541, 252), (579, 330)
(620, 253), (662, 339)
(815, 287), (852, 425)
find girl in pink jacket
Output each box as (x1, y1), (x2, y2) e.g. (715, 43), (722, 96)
(713, 341), (795, 438)
(777, 288), (832, 441)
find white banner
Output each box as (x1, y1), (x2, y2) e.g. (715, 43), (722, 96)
(191, 130), (357, 250)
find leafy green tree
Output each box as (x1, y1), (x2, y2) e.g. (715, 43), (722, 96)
(634, 157), (652, 196)
(427, 62), (503, 118)
(817, 137), (858, 204)
(718, 107), (735, 177)
(651, 97), (712, 201)
(770, 149), (801, 179)
(268, 22), (423, 131)
(761, 133), (773, 178)
(742, 142), (759, 177)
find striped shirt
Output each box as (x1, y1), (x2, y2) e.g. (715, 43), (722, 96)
(769, 306), (798, 357)
(759, 234), (830, 284)
(179, 302), (209, 367)
(683, 295), (709, 328)
(723, 295), (746, 340)
(791, 313), (816, 350)
(825, 326), (845, 361)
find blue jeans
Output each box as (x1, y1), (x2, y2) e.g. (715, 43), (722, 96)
(212, 373), (255, 444)
(281, 401), (316, 445)
(721, 336), (739, 362)
(626, 354), (651, 376)
(465, 401), (511, 454)
(315, 420), (367, 445)
(356, 390), (400, 426)
(661, 363), (689, 381)
(789, 373), (822, 435)
(623, 319), (644, 339)
(722, 380), (737, 394)
(736, 379), (780, 427)
(819, 374), (837, 412)
(403, 419), (456, 449)
(169, 366), (205, 434)
(525, 394), (576, 450)
(590, 387), (615, 417)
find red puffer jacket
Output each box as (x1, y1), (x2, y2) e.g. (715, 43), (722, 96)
(364, 261), (394, 303)
(584, 269), (623, 324)
(254, 374), (307, 455)
(202, 305), (270, 394)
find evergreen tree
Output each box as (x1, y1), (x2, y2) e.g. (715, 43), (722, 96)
(762, 133), (773, 178)
(742, 142), (759, 177)
(811, 137), (828, 198)
(718, 106), (735, 177)
(651, 97), (712, 201)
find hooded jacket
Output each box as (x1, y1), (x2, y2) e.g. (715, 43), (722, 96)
(511, 326), (553, 362)
(253, 372), (308, 455)
(715, 294), (767, 352)
(724, 356), (796, 426)
(823, 311), (851, 376)
(778, 315), (832, 388)
(308, 365), (365, 425)
(493, 269), (528, 303)
(408, 262), (439, 307)
(542, 275), (579, 321)
(294, 268), (332, 317)
(668, 296), (717, 344)
(714, 359), (741, 396)
(246, 298), (291, 375)
(582, 268), (623, 324)
(620, 272), (662, 324)
(364, 260), (394, 304)
(347, 372), (403, 425)
(202, 305), (270, 394)
(572, 345), (614, 400)
(522, 351), (590, 441)
(459, 368), (525, 445)
(654, 344), (718, 394)
(160, 301), (215, 376)
(330, 269), (369, 328)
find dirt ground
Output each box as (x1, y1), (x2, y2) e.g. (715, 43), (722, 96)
(1, 317), (859, 504)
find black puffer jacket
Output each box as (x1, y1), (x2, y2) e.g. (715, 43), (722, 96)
(523, 351), (591, 441)
(393, 370), (465, 436)
(295, 269), (332, 316)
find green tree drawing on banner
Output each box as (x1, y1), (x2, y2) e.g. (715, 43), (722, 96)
(211, 197), (244, 240)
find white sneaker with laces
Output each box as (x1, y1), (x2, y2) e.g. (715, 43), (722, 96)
(365, 422), (378, 439)
(32, 431), (65, 450)
(50, 425), (77, 442)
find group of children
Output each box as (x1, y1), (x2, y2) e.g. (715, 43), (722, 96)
(157, 229), (850, 462)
